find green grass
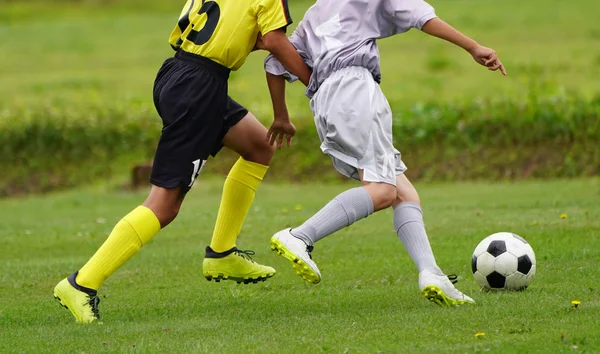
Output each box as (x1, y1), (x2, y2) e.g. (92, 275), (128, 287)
(1, 0), (599, 118)
(1, 178), (599, 352)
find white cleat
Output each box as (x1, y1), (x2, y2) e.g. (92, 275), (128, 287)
(270, 229), (322, 284)
(419, 269), (475, 306)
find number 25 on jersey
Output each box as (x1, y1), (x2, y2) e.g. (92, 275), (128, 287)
(175, 0), (221, 47)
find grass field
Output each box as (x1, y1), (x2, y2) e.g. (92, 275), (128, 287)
(1, 0), (599, 118)
(1, 178), (599, 353)
(1, 1), (599, 352)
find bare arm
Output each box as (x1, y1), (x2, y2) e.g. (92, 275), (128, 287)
(421, 18), (506, 75)
(265, 72), (296, 148)
(421, 17), (478, 52)
(266, 72), (288, 120)
(262, 29), (312, 86)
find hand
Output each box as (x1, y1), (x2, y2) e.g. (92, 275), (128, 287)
(266, 118), (296, 149)
(470, 45), (507, 76)
(252, 33), (265, 51)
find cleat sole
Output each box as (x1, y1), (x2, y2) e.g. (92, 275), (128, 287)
(203, 273), (274, 285)
(421, 285), (471, 307)
(270, 238), (320, 284)
(54, 295), (69, 310)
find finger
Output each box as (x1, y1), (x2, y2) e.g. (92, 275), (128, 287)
(277, 134), (284, 149)
(484, 53), (498, 66)
(266, 129), (273, 143)
(499, 63), (507, 76)
(487, 59), (501, 69)
(487, 62), (501, 71)
(269, 131), (278, 146)
(287, 135), (292, 147)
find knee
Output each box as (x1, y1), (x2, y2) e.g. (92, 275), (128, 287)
(143, 195), (182, 228)
(241, 139), (275, 166)
(159, 204), (180, 228)
(148, 203), (180, 228)
(367, 183), (397, 211)
(393, 186), (421, 208)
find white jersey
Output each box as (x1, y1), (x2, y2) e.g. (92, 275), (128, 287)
(264, 0), (437, 98)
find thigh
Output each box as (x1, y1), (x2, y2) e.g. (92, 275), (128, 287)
(312, 69), (394, 183)
(331, 69), (397, 185)
(318, 68), (392, 160)
(151, 61), (228, 192)
(394, 174), (420, 205)
(222, 108), (274, 166)
(212, 96), (250, 156)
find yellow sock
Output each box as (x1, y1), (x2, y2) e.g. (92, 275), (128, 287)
(76, 206), (160, 290)
(210, 157), (268, 252)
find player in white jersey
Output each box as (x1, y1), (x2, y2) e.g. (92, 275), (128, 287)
(262, 0), (506, 306)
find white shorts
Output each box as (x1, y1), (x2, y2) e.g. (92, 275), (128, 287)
(310, 66), (407, 185)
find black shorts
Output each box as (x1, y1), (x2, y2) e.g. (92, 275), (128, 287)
(150, 50), (248, 192)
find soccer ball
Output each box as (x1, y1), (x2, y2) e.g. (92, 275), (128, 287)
(471, 232), (536, 291)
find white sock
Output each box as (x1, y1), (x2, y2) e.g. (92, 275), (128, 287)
(291, 187), (374, 246)
(393, 202), (443, 275)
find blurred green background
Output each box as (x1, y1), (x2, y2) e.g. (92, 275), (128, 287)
(1, 0), (599, 195)
(2, 0), (599, 110)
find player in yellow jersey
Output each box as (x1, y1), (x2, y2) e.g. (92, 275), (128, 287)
(53, 0), (311, 324)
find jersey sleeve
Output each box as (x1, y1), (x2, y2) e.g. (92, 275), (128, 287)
(264, 55), (297, 82)
(384, 0), (437, 34)
(255, 0), (293, 35)
(264, 30), (311, 82)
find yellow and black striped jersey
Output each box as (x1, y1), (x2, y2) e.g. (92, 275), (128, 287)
(169, 0), (292, 70)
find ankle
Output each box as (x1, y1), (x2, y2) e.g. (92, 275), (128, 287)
(419, 266), (444, 277)
(290, 229), (313, 247)
(205, 246), (237, 258)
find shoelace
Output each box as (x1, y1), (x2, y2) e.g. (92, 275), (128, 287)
(306, 245), (314, 259)
(87, 295), (101, 319)
(447, 274), (459, 284)
(234, 249), (256, 262)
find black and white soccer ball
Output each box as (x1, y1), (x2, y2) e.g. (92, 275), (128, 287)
(472, 232), (536, 291)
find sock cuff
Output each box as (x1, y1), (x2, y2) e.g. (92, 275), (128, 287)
(393, 202), (424, 233)
(350, 187), (375, 215)
(228, 157), (269, 190)
(395, 202), (422, 213)
(123, 206), (161, 245)
(334, 187), (375, 224)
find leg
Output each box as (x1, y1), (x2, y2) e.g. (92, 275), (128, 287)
(392, 174), (440, 274)
(392, 174), (474, 306)
(285, 173), (395, 247)
(53, 185), (181, 323)
(271, 173), (396, 284)
(271, 67), (399, 283)
(360, 170), (397, 212)
(221, 111), (275, 166)
(54, 56), (228, 323)
(142, 185), (186, 228)
(77, 186), (183, 289)
(202, 107), (276, 283)
(209, 111), (275, 253)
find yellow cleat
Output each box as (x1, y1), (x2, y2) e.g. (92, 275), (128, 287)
(53, 272), (101, 324)
(202, 246), (275, 284)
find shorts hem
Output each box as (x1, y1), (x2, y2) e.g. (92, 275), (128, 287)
(212, 105), (249, 156)
(149, 178), (192, 193)
(321, 145), (407, 186)
(322, 147), (397, 186)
